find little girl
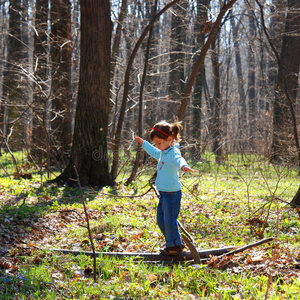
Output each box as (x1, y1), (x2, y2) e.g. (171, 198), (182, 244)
(135, 120), (194, 255)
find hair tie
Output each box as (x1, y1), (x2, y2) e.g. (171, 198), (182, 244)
(152, 127), (170, 137)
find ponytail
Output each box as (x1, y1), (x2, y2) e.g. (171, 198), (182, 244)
(170, 120), (182, 142)
(150, 119), (183, 142)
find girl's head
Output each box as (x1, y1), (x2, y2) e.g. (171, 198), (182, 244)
(150, 120), (182, 151)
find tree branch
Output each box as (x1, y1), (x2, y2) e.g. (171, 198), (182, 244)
(111, 0), (181, 180)
(177, 0), (238, 120)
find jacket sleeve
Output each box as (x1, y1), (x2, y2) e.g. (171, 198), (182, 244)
(142, 141), (161, 160)
(172, 148), (189, 169)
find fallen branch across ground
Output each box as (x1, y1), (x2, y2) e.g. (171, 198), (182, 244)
(209, 237), (274, 261)
(24, 246), (234, 262)
(23, 237), (274, 263)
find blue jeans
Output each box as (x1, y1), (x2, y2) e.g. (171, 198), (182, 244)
(157, 190), (182, 248)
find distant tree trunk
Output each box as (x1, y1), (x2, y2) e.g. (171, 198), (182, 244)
(0, 2), (5, 155)
(31, 0), (49, 164)
(126, 0), (158, 186)
(211, 34), (222, 163)
(57, 0), (113, 187)
(267, 0), (286, 90)
(1, 0), (23, 149)
(192, 0), (209, 158)
(50, 0), (72, 161)
(247, 0), (256, 148)
(230, 12), (247, 150)
(271, 0), (300, 164)
(169, 2), (187, 114)
(177, 0), (238, 121)
(21, 0), (32, 147)
(111, 0), (127, 80)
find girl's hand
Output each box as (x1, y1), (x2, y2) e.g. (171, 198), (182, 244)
(182, 166), (194, 172)
(135, 136), (144, 146)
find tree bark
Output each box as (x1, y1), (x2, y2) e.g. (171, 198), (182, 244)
(267, 0), (286, 90)
(126, 0), (158, 186)
(50, 0), (72, 161)
(57, 0), (113, 187)
(247, 0), (256, 148)
(230, 12), (247, 150)
(256, 0), (300, 205)
(271, 0), (300, 164)
(169, 2), (187, 113)
(211, 34), (222, 163)
(1, 0), (23, 149)
(192, 0), (210, 157)
(31, 0), (50, 164)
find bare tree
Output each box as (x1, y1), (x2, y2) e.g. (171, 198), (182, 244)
(31, 0), (50, 164)
(1, 0), (23, 148)
(211, 33), (223, 163)
(247, 0), (257, 148)
(270, 0), (300, 165)
(50, 0), (72, 161)
(57, 0), (113, 187)
(192, 0), (210, 155)
(168, 2), (187, 113)
(230, 10), (247, 150)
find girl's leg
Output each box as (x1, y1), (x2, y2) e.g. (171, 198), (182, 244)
(160, 191), (182, 247)
(156, 195), (165, 236)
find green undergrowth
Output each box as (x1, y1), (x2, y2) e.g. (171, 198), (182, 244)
(0, 151), (300, 299)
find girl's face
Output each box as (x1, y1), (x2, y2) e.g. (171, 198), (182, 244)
(152, 136), (173, 151)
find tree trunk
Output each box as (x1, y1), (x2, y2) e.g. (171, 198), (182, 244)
(247, 0), (256, 148)
(230, 12), (247, 151)
(126, 0), (158, 186)
(50, 0), (72, 161)
(211, 34), (222, 163)
(31, 0), (50, 164)
(267, 0), (286, 90)
(111, 0), (127, 80)
(169, 3), (187, 114)
(192, 0), (210, 158)
(1, 0), (23, 149)
(271, 0), (300, 164)
(57, 0), (113, 187)
(177, 0), (238, 121)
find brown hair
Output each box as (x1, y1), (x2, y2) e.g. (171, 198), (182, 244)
(150, 120), (183, 142)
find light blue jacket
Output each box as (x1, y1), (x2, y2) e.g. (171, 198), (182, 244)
(142, 141), (189, 192)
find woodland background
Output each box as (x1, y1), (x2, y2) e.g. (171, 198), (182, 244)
(0, 0), (299, 189)
(0, 1), (300, 298)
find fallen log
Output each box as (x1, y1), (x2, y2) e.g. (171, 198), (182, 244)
(24, 237), (273, 263)
(25, 246), (235, 262)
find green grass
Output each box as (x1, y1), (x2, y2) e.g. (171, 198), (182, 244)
(0, 150), (300, 299)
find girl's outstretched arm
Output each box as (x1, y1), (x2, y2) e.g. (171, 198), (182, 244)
(135, 136), (144, 146)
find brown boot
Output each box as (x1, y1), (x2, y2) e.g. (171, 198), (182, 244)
(160, 245), (185, 256)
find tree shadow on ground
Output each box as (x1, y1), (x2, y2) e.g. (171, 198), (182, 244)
(0, 180), (106, 251)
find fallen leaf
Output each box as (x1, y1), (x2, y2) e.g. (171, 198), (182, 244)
(145, 273), (157, 282)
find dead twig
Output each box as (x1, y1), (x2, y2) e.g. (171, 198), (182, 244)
(73, 166), (97, 282)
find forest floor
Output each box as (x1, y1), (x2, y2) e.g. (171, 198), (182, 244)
(0, 151), (300, 299)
